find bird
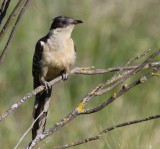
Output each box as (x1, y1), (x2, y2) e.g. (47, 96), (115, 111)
(32, 16), (83, 139)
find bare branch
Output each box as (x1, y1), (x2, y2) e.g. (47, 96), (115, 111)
(79, 49), (160, 114)
(14, 110), (45, 149)
(26, 69), (159, 148)
(123, 49), (151, 67)
(53, 113), (160, 149)
(0, 0), (30, 64)
(0, 0), (24, 42)
(0, 0), (23, 42)
(81, 68), (159, 114)
(0, 0), (11, 26)
(0, 49), (159, 148)
(1, 60), (160, 121)
(26, 50), (160, 148)
(0, 1), (159, 148)
(73, 61), (160, 75)
(0, 76), (62, 121)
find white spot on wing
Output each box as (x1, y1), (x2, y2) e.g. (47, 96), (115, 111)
(40, 41), (45, 46)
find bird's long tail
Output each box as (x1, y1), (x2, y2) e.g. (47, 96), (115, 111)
(32, 78), (52, 140)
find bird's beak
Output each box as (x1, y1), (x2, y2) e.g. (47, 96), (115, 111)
(72, 20), (83, 25)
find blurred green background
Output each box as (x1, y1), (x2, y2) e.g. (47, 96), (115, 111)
(0, 0), (160, 148)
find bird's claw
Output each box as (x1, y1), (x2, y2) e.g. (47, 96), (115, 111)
(41, 80), (51, 92)
(62, 73), (69, 80)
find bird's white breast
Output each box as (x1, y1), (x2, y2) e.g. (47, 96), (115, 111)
(41, 33), (76, 80)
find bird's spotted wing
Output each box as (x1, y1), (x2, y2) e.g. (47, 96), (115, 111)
(32, 40), (43, 78)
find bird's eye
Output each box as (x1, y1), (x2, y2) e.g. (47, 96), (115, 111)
(63, 21), (67, 24)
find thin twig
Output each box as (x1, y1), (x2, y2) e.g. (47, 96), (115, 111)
(73, 61), (160, 75)
(0, 0), (30, 64)
(123, 49), (151, 67)
(0, 0), (11, 26)
(0, 0), (24, 42)
(72, 50), (152, 111)
(53, 113), (160, 149)
(14, 110), (45, 149)
(81, 67), (159, 114)
(78, 49), (160, 114)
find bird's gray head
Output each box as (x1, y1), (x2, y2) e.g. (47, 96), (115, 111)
(50, 16), (83, 30)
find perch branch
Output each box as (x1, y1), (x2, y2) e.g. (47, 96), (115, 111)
(0, 76), (62, 121)
(26, 50), (160, 148)
(73, 61), (160, 75)
(0, 49), (159, 148)
(1, 60), (160, 121)
(26, 69), (160, 148)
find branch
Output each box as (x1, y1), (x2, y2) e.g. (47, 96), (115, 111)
(0, 49), (159, 148)
(79, 49), (160, 114)
(1, 60), (160, 121)
(0, 0), (30, 64)
(81, 68), (159, 114)
(26, 50), (160, 148)
(53, 113), (160, 149)
(0, 0), (11, 26)
(73, 61), (160, 75)
(0, 60), (156, 122)
(0, 0), (24, 42)
(14, 110), (45, 149)
(0, 76), (62, 121)
(26, 69), (159, 148)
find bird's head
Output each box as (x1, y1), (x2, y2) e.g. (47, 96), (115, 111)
(50, 16), (83, 36)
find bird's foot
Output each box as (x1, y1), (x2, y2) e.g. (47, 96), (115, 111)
(62, 73), (69, 80)
(41, 79), (51, 92)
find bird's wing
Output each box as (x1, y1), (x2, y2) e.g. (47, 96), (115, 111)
(32, 40), (43, 79)
(32, 36), (52, 140)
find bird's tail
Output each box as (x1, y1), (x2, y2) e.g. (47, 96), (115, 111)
(32, 78), (52, 140)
